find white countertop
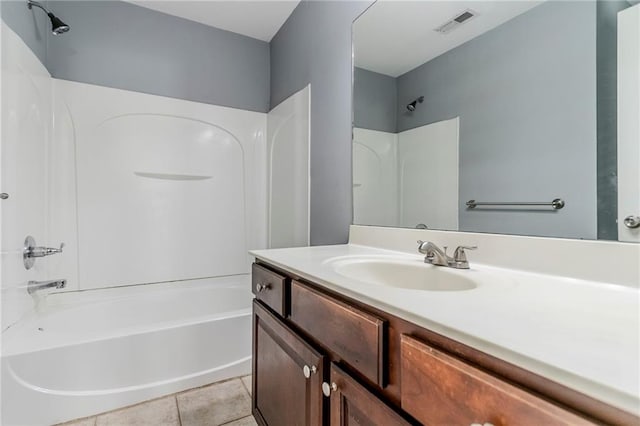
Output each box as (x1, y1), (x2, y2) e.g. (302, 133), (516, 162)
(250, 243), (640, 416)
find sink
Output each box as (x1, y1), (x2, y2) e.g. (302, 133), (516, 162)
(327, 256), (477, 291)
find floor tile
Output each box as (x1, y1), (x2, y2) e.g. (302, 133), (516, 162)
(177, 379), (251, 426)
(240, 375), (252, 396)
(222, 416), (258, 426)
(95, 396), (180, 426)
(57, 417), (96, 426)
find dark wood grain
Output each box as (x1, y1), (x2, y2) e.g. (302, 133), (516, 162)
(253, 260), (640, 425)
(252, 263), (288, 316)
(252, 300), (324, 426)
(329, 363), (411, 426)
(400, 334), (595, 426)
(290, 280), (387, 387)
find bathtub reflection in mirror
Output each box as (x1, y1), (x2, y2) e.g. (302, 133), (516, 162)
(352, 0), (640, 242)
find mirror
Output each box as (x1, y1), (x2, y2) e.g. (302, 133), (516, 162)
(353, 0), (640, 242)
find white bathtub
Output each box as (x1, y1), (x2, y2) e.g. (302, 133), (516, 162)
(1, 275), (253, 426)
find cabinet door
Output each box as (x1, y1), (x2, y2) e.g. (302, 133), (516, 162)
(253, 300), (324, 426)
(325, 363), (411, 426)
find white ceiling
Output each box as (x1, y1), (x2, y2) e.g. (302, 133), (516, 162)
(354, 0), (544, 77)
(126, 1), (300, 42)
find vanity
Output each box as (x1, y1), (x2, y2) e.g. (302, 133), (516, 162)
(249, 226), (639, 426)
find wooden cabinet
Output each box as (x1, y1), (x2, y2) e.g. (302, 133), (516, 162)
(253, 301), (324, 426)
(290, 280), (387, 387)
(251, 261), (638, 426)
(399, 334), (592, 426)
(252, 263), (289, 316)
(325, 363), (410, 426)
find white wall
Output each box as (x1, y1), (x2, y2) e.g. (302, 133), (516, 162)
(398, 117), (459, 230)
(352, 128), (398, 227)
(0, 21), (52, 330)
(617, 4), (640, 242)
(52, 80), (267, 290)
(353, 118), (459, 230)
(267, 85), (310, 248)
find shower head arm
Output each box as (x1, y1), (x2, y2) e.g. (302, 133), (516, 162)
(27, 0), (52, 16)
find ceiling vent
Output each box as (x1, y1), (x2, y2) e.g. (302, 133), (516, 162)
(434, 9), (478, 34)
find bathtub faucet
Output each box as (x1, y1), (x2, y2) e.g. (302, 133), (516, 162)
(27, 279), (66, 295)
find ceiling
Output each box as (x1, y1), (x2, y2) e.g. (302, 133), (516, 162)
(354, 0), (544, 77)
(126, 1), (300, 42)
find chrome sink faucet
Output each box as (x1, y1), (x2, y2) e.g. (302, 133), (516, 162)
(417, 240), (477, 269)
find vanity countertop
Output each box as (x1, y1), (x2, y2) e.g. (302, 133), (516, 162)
(250, 243), (640, 416)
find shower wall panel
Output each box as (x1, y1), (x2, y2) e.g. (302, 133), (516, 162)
(52, 80), (267, 290)
(352, 128), (398, 227)
(266, 85), (310, 248)
(0, 21), (52, 329)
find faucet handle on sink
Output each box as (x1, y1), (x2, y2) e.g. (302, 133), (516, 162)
(452, 246), (477, 269)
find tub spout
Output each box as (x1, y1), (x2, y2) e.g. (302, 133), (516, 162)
(27, 279), (66, 295)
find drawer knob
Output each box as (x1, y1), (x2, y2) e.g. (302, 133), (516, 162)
(322, 381), (338, 397)
(255, 283), (271, 292)
(303, 365), (317, 378)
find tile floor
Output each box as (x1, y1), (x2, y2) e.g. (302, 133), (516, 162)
(59, 375), (256, 426)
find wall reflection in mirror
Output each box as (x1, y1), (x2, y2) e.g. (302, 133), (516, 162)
(352, 0), (640, 242)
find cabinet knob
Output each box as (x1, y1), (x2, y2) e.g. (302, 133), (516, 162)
(255, 283), (271, 292)
(302, 365), (317, 379)
(322, 382), (337, 397)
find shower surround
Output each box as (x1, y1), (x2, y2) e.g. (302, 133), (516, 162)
(1, 18), (309, 424)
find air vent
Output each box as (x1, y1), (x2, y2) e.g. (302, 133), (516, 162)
(434, 9), (478, 34)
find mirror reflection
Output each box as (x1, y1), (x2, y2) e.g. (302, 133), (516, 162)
(353, 0), (640, 241)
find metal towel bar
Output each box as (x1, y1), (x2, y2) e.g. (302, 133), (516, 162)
(466, 198), (565, 210)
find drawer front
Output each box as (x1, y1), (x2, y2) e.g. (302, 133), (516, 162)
(290, 280), (387, 387)
(252, 263), (288, 316)
(400, 335), (594, 426)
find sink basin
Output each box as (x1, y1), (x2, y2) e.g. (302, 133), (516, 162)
(328, 256), (477, 291)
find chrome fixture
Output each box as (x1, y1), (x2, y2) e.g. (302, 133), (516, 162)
(322, 382), (338, 397)
(303, 365), (317, 378)
(23, 235), (65, 270)
(417, 240), (476, 269)
(623, 215), (640, 229)
(255, 283), (271, 292)
(27, 279), (66, 295)
(466, 198), (565, 210)
(27, 0), (70, 35)
(406, 96), (424, 112)
(0, 193), (8, 200)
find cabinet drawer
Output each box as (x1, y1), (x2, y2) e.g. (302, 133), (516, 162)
(400, 335), (594, 426)
(290, 280), (387, 387)
(252, 263), (288, 316)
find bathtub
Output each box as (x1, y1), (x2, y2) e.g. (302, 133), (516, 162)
(1, 275), (253, 426)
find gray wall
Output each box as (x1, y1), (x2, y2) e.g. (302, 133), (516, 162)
(596, 0), (631, 240)
(5, 1), (270, 112)
(354, 67), (396, 133)
(1, 0), (50, 66)
(271, 0), (372, 245)
(395, 1), (598, 239)
(48, 1), (269, 112)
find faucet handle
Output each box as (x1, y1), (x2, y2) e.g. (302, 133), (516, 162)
(453, 245), (477, 263)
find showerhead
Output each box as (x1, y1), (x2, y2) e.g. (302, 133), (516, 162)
(49, 14), (70, 35)
(27, 0), (70, 36)
(406, 96), (424, 112)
